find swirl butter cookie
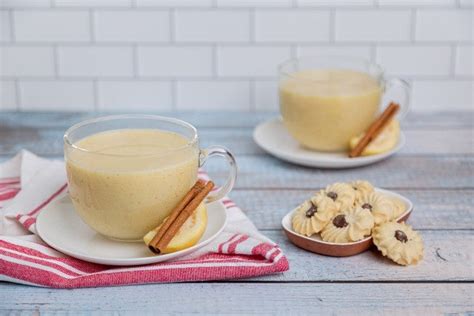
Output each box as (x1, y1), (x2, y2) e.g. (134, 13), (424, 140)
(320, 206), (374, 243)
(292, 195), (338, 237)
(350, 180), (375, 202)
(373, 222), (423, 266)
(317, 182), (356, 209)
(390, 197), (406, 220)
(356, 192), (394, 225)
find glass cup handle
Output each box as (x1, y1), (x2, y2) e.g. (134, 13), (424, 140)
(199, 146), (237, 203)
(384, 78), (411, 119)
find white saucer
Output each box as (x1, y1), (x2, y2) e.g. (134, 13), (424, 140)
(253, 117), (405, 169)
(36, 195), (227, 266)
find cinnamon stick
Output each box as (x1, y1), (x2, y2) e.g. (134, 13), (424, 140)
(149, 181), (215, 254)
(148, 180), (205, 253)
(348, 102), (400, 158)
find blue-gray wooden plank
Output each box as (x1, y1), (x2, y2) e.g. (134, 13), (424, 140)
(1, 283), (473, 314)
(1, 127), (472, 156)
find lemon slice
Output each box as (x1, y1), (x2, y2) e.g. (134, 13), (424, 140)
(144, 202), (207, 254)
(349, 119), (400, 156)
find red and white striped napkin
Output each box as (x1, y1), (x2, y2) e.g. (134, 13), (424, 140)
(0, 150), (289, 288)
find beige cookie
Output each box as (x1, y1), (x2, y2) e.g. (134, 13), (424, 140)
(373, 222), (424, 266)
(357, 191), (394, 225)
(350, 180), (375, 202)
(292, 194), (338, 237)
(320, 206), (374, 243)
(317, 182), (356, 210)
(390, 197), (406, 220)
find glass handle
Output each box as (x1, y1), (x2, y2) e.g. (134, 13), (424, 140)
(199, 146), (237, 203)
(384, 78), (411, 119)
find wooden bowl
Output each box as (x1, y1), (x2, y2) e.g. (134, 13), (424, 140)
(281, 188), (413, 257)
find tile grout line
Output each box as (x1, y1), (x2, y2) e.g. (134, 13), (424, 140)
(2, 42), (470, 48)
(3, 75), (470, 82)
(171, 81), (177, 111)
(53, 45), (59, 78)
(212, 44), (218, 78)
(370, 44), (376, 63)
(9, 9), (15, 42)
(249, 80), (256, 112)
(89, 9), (95, 43)
(450, 44), (457, 78)
(14, 79), (21, 111)
(93, 79), (99, 111)
(4, 6), (467, 11)
(8, 9), (18, 111)
(133, 45), (139, 78)
(329, 8), (335, 43)
(169, 7), (177, 111)
(169, 8), (175, 43)
(292, 45), (298, 58)
(249, 8), (256, 43)
(410, 8), (416, 43)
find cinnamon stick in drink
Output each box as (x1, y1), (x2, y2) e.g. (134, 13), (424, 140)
(148, 180), (205, 253)
(148, 180), (214, 254)
(349, 102), (400, 158)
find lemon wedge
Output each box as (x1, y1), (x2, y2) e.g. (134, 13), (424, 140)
(349, 119), (400, 156)
(144, 202), (207, 254)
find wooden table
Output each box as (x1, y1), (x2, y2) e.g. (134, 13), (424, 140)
(1, 111), (473, 314)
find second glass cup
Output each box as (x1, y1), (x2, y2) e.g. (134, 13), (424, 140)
(279, 56), (410, 152)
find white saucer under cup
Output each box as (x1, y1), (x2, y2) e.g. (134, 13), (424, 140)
(253, 117), (405, 169)
(36, 195), (227, 266)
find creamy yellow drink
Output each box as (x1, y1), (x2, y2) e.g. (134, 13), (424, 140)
(280, 69), (382, 151)
(66, 129), (198, 241)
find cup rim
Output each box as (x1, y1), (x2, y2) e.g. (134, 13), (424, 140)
(64, 114), (199, 158)
(278, 55), (385, 83)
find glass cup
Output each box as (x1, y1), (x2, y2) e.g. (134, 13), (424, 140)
(64, 115), (237, 241)
(279, 56), (410, 152)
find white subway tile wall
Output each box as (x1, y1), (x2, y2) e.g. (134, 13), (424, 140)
(13, 11), (91, 42)
(138, 46), (213, 77)
(1, 0), (51, 8)
(0, 80), (16, 109)
(335, 10), (412, 41)
(378, 0), (456, 6)
(217, 0), (292, 7)
(57, 46), (134, 77)
(1, 46), (55, 77)
(298, 0), (373, 6)
(94, 11), (170, 42)
(254, 80), (279, 111)
(217, 46), (291, 77)
(297, 45), (371, 59)
(98, 81), (172, 110)
(175, 10), (251, 42)
(55, 0), (132, 7)
(416, 10), (473, 41)
(255, 10), (331, 42)
(136, 0), (212, 7)
(18, 81), (95, 111)
(455, 45), (473, 77)
(376, 46), (452, 76)
(0, 11), (11, 42)
(176, 81), (251, 110)
(0, 0), (472, 112)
